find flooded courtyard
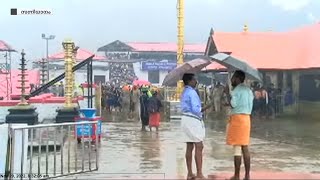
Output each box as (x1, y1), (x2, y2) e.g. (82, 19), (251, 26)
(56, 119), (320, 179)
(2, 0), (320, 179)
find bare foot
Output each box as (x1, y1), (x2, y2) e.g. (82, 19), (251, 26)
(227, 176), (240, 180)
(195, 174), (206, 179)
(187, 173), (196, 180)
(243, 176), (250, 180)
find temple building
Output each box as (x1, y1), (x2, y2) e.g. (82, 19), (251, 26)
(97, 40), (205, 86)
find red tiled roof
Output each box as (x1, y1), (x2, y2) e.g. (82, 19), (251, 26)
(289, 23), (320, 69)
(48, 48), (106, 61)
(205, 23), (320, 70)
(203, 62), (226, 71)
(126, 42), (206, 53)
(0, 70), (40, 99)
(0, 40), (16, 52)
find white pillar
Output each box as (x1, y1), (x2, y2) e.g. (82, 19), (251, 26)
(11, 124), (29, 174)
(0, 124), (9, 177)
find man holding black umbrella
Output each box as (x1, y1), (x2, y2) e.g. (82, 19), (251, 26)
(225, 70), (254, 180)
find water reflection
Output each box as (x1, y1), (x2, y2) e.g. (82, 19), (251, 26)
(34, 120), (320, 179)
(139, 132), (161, 171)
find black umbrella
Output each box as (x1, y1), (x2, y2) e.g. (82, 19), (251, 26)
(210, 53), (263, 82)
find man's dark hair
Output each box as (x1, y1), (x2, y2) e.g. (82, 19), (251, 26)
(233, 70), (246, 83)
(182, 73), (195, 85)
(152, 91), (158, 96)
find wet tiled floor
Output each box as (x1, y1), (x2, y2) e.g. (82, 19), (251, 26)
(61, 120), (320, 179)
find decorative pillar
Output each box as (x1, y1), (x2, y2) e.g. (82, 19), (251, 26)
(6, 50), (38, 125)
(281, 71), (288, 113)
(95, 83), (102, 116)
(282, 71), (287, 92)
(39, 58), (48, 86)
(72, 46), (79, 97)
(19, 50), (28, 106)
(292, 71), (300, 114)
(63, 39), (74, 108)
(55, 39), (80, 123)
(175, 0), (184, 101)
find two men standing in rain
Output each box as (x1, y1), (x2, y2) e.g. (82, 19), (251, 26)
(180, 70), (253, 180)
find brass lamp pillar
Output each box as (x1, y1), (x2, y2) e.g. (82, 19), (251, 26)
(55, 39), (80, 123)
(175, 0), (185, 101)
(72, 46), (79, 97)
(6, 49), (38, 125)
(62, 39), (75, 108)
(18, 50), (28, 106)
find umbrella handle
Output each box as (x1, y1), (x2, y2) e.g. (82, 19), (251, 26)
(227, 71), (232, 94)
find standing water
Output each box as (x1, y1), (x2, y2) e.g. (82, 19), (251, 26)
(53, 120), (320, 179)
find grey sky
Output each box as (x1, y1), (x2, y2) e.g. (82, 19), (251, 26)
(0, 0), (319, 64)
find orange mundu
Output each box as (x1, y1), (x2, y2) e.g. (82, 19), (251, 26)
(226, 114), (251, 146)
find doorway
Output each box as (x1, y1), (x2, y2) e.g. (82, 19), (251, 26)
(94, 75), (105, 84)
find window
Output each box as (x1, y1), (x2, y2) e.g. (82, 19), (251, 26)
(148, 70), (160, 84)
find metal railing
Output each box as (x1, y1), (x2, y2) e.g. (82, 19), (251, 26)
(6, 121), (100, 180)
(160, 87), (207, 103)
(159, 87), (207, 120)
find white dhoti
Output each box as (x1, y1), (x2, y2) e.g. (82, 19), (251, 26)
(180, 113), (205, 143)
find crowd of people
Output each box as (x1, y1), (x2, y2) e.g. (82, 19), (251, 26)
(109, 62), (137, 86)
(205, 81), (293, 119)
(250, 82), (294, 119)
(107, 52), (130, 60)
(30, 81), (85, 97)
(30, 82), (64, 95)
(101, 84), (163, 132)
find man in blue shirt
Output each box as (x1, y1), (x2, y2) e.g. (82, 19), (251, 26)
(180, 73), (211, 180)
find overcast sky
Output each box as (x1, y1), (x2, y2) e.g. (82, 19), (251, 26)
(0, 0), (319, 64)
